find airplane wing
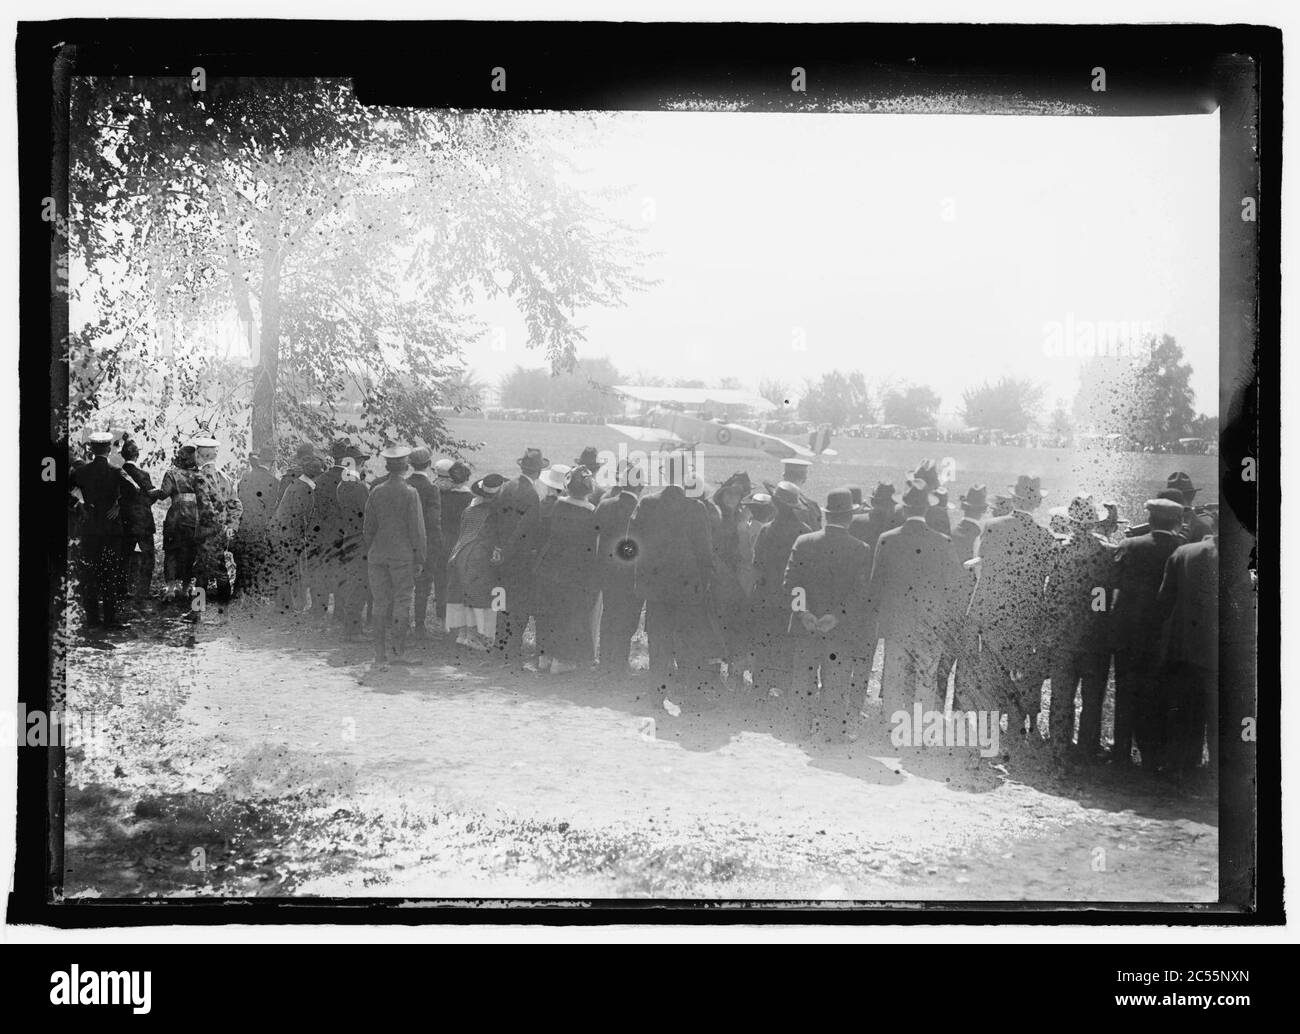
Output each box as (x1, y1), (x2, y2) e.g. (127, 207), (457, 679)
(606, 424), (678, 445)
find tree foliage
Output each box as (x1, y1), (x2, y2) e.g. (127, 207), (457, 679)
(959, 377), (1045, 434)
(1071, 334), (1199, 444)
(498, 356), (623, 414)
(880, 381), (942, 428)
(797, 370), (874, 429)
(68, 76), (650, 467)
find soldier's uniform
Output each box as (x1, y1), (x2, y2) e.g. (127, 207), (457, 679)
(69, 433), (124, 626)
(363, 446), (428, 665)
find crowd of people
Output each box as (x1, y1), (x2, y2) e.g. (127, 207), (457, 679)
(68, 428), (1220, 782)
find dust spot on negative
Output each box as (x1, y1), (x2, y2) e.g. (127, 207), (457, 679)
(617, 538), (638, 560)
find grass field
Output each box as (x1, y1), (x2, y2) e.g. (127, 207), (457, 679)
(446, 416), (1220, 524)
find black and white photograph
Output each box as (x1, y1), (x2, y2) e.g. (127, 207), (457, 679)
(7, 10), (1280, 941)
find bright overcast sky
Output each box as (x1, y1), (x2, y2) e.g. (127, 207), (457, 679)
(468, 109), (1220, 417)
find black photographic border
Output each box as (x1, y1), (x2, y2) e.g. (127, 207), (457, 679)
(11, 19), (1280, 927)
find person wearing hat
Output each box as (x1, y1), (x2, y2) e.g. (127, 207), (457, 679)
(191, 435), (240, 603)
(532, 466), (601, 674)
(1155, 514), (1219, 779)
(736, 492), (772, 597)
(272, 446), (327, 613)
(899, 459), (952, 536)
(628, 464), (722, 709)
(114, 436), (158, 605)
(1041, 495), (1116, 759)
(233, 443), (281, 598)
(859, 482), (902, 553)
(782, 487), (873, 740)
(707, 472), (756, 684)
(503, 463), (570, 668)
(69, 431), (126, 628)
(1110, 496), (1185, 770)
(493, 447), (548, 667)
(778, 458), (822, 531)
(950, 485), (988, 565)
(154, 443), (219, 608)
(844, 486), (873, 545)
(445, 473), (508, 650)
(1125, 473), (1213, 544)
(574, 446), (608, 506)
(749, 481), (807, 701)
(431, 458), (473, 624)
(402, 446), (444, 641)
(863, 479), (968, 731)
(989, 492), (1014, 519)
(302, 440), (352, 627)
(593, 460), (645, 676)
(361, 445), (427, 668)
(962, 473), (1058, 740)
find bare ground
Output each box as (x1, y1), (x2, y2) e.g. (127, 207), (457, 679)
(60, 602), (1217, 903)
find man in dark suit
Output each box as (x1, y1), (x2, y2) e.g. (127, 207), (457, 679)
(306, 440), (351, 625)
(750, 482), (807, 700)
(272, 448), (324, 613)
(860, 482), (902, 552)
(779, 458), (822, 531)
(363, 445), (427, 668)
(593, 464), (643, 676)
(70, 431), (125, 627)
(941, 484), (987, 705)
(1043, 495), (1116, 758)
(845, 486), (873, 544)
(630, 467), (716, 708)
(233, 443), (280, 597)
(864, 480), (966, 725)
(963, 474), (1056, 736)
(1156, 523), (1219, 777)
(782, 488), (872, 740)
(116, 437), (157, 604)
(494, 447), (546, 667)
(1125, 473), (1213, 544)
(432, 458), (473, 623)
(1111, 497), (1184, 769)
(897, 460), (952, 535)
(406, 446), (444, 641)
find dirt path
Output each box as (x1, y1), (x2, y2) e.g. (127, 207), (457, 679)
(61, 606), (1217, 902)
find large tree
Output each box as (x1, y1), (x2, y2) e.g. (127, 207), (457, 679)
(959, 377), (1045, 434)
(67, 76), (648, 465)
(1072, 334), (1198, 445)
(797, 370), (874, 429)
(880, 381), (942, 428)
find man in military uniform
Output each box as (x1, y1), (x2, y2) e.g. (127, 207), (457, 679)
(233, 443), (280, 597)
(116, 436), (157, 604)
(1111, 497), (1185, 769)
(363, 445), (427, 669)
(1043, 495), (1116, 759)
(406, 446), (444, 641)
(70, 431), (125, 628)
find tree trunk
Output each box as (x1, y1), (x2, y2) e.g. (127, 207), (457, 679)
(251, 260), (280, 453)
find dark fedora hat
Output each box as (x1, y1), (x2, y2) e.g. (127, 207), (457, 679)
(1009, 474), (1046, 502)
(574, 446), (605, 470)
(869, 481), (897, 506)
(517, 447), (549, 472)
(1166, 471), (1197, 502)
(901, 478), (939, 510)
(825, 487), (856, 516)
(960, 484), (989, 512)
